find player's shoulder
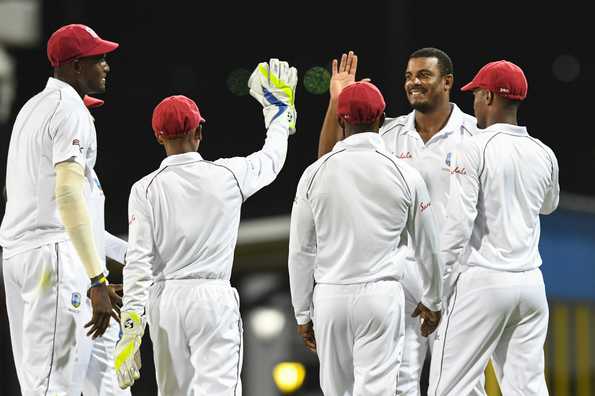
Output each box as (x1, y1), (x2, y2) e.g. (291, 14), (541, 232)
(449, 104), (478, 137)
(525, 133), (558, 163)
(380, 113), (411, 137)
(132, 168), (165, 198)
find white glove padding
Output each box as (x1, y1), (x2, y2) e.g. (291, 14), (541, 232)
(115, 311), (145, 389)
(248, 58), (298, 134)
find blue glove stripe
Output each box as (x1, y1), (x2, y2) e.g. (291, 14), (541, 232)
(263, 87), (287, 123)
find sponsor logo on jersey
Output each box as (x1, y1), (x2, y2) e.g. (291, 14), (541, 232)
(128, 214), (136, 225)
(450, 166), (467, 175)
(397, 151), (413, 159)
(420, 201), (431, 212)
(445, 152), (452, 167)
(71, 292), (81, 308)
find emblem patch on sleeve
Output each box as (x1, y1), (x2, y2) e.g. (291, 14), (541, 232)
(71, 292), (81, 308)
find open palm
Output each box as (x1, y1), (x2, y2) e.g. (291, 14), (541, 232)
(330, 51), (359, 99)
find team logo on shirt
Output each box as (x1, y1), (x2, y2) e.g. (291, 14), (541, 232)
(128, 214), (136, 225)
(72, 139), (84, 154)
(71, 292), (81, 308)
(420, 201), (431, 212)
(445, 152), (452, 167)
(397, 152), (413, 159)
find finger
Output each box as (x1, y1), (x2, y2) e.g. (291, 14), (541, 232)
(359, 78), (372, 83)
(332, 59), (338, 76)
(349, 52), (358, 75)
(111, 293), (123, 308)
(111, 283), (123, 293)
(339, 53), (347, 72)
(111, 308), (120, 323)
(411, 305), (422, 318)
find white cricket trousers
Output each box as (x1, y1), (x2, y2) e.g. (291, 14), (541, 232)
(428, 266), (549, 396)
(3, 241), (88, 396)
(313, 280), (405, 396)
(71, 302), (131, 396)
(147, 279), (243, 396)
(397, 263), (485, 396)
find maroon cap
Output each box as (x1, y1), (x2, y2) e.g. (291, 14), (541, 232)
(47, 24), (119, 67)
(83, 95), (104, 109)
(152, 95), (206, 138)
(337, 82), (386, 124)
(461, 60), (528, 100)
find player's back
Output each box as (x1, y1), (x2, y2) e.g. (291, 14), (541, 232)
(130, 153), (244, 282)
(468, 123), (559, 271)
(303, 133), (417, 284)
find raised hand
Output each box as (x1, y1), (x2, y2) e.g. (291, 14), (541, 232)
(330, 51), (359, 100)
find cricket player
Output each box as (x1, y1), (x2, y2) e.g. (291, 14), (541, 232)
(289, 81), (442, 396)
(428, 60), (559, 395)
(318, 49), (480, 395)
(114, 59), (298, 395)
(69, 95), (131, 396)
(0, 24), (122, 395)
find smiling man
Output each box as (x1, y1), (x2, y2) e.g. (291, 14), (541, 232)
(0, 24), (123, 395)
(318, 48), (479, 395)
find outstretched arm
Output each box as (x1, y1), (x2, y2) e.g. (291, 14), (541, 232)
(217, 59), (299, 200)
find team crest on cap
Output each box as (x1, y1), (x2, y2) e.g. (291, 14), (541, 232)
(71, 292), (81, 308)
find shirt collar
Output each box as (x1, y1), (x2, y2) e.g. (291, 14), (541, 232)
(402, 102), (464, 138)
(333, 132), (387, 152)
(46, 77), (86, 108)
(483, 123), (528, 136)
(160, 151), (204, 168)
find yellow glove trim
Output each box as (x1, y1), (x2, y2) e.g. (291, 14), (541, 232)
(55, 161), (103, 278)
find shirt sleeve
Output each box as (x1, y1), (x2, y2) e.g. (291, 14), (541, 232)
(288, 171), (317, 325)
(440, 139), (482, 272)
(215, 119), (289, 200)
(51, 105), (93, 169)
(122, 183), (154, 315)
(104, 230), (128, 265)
(405, 167), (443, 312)
(541, 146), (560, 215)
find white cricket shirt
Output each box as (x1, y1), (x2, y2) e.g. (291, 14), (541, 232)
(288, 133), (443, 325)
(123, 120), (289, 314)
(0, 77), (101, 259)
(441, 123), (560, 273)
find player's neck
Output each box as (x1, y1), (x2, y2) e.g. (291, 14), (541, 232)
(485, 111), (518, 128)
(163, 141), (201, 157)
(414, 102), (453, 143)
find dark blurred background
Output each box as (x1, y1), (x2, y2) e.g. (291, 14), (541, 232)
(1, 1), (594, 395)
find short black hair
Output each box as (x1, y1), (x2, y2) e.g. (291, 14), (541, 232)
(409, 47), (454, 76)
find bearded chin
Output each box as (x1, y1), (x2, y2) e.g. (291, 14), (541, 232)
(411, 100), (433, 113)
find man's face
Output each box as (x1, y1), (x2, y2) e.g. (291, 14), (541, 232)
(473, 89), (488, 129)
(404, 57), (451, 113)
(77, 54), (110, 94)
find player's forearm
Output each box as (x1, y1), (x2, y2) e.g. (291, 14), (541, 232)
(55, 162), (103, 279)
(318, 98), (342, 158)
(122, 255), (153, 314)
(105, 230), (128, 265)
(288, 251), (316, 325)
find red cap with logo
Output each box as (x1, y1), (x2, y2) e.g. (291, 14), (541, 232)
(152, 95), (206, 139)
(337, 82), (386, 124)
(461, 60), (528, 100)
(47, 24), (119, 67)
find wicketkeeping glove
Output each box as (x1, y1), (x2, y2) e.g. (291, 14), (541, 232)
(248, 58), (298, 134)
(115, 311), (145, 389)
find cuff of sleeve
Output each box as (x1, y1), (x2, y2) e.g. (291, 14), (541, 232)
(295, 312), (311, 325)
(421, 297), (442, 312)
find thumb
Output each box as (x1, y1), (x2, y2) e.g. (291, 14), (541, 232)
(359, 78), (372, 83)
(411, 303), (422, 318)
